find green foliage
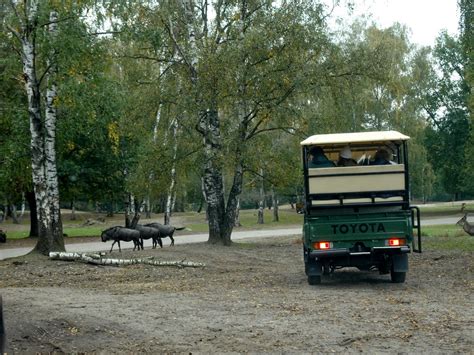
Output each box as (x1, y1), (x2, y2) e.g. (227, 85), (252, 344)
(0, 10), (32, 205)
(423, 32), (471, 199)
(0, 0), (470, 217)
(458, 0), (474, 195)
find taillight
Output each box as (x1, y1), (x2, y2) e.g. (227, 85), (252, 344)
(386, 238), (406, 246)
(314, 241), (333, 250)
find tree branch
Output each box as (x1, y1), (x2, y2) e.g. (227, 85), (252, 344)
(163, 17), (195, 76)
(39, 16), (74, 28)
(6, 24), (22, 42)
(37, 62), (53, 86)
(88, 30), (123, 36)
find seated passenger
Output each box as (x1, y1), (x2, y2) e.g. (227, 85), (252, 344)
(337, 146), (357, 166)
(308, 146), (335, 168)
(371, 149), (396, 165)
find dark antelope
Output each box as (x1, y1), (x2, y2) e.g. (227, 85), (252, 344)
(456, 213), (474, 236)
(101, 226), (143, 252)
(134, 224), (162, 249)
(145, 223), (185, 246)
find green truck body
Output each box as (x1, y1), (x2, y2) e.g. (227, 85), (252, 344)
(301, 131), (421, 285)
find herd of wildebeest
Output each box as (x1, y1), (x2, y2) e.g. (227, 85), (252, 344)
(0, 222), (183, 251)
(100, 223), (184, 252)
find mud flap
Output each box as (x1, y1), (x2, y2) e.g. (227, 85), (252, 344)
(306, 259), (322, 276)
(392, 254), (408, 272)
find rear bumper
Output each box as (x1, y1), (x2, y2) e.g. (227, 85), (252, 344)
(309, 245), (410, 259)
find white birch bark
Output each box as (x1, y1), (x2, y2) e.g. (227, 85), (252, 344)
(234, 198), (241, 227)
(147, 66), (165, 218)
(44, 10), (64, 243)
(153, 105), (162, 143)
(21, 2), (47, 238)
(15, 5), (65, 253)
(49, 252), (205, 268)
(164, 118), (178, 225)
(179, 0), (199, 80)
(20, 193), (26, 219)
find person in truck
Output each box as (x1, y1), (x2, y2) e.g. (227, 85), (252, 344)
(308, 146), (335, 168)
(337, 146), (357, 166)
(371, 148), (396, 165)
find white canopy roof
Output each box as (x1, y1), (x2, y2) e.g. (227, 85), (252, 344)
(300, 131), (410, 146)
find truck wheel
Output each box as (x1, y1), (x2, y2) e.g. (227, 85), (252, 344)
(308, 275), (321, 285)
(390, 270), (406, 283)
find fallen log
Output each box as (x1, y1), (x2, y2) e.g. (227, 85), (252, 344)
(49, 252), (205, 268)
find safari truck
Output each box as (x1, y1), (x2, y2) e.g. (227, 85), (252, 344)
(301, 131), (421, 285)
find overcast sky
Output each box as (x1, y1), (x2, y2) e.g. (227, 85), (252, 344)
(325, 0), (460, 46)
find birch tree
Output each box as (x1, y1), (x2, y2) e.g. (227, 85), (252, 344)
(169, 0), (325, 244)
(7, 1), (65, 254)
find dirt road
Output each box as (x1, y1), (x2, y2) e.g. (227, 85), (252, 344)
(1, 235), (472, 353)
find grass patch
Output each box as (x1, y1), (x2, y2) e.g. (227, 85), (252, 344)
(418, 202), (474, 217)
(180, 208), (302, 233)
(4, 230), (31, 239)
(64, 227), (104, 238)
(5, 227), (104, 240)
(420, 224), (474, 252)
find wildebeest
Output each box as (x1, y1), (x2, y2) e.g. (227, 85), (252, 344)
(101, 226), (142, 253)
(0, 230), (6, 243)
(145, 223), (184, 246)
(134, 224), (162, 249)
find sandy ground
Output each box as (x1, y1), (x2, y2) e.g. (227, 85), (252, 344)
(0, 235), (473, 353)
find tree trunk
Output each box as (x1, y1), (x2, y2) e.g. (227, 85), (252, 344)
(199, 177), (207, 217)
(145, 197), (151, 219)
(18, 7), (64, 254)
(20, 193), (26, 221)
(130, 199), (144, 229)
(200, 108), (228, 245)
(34, 10), (64, 254)
(257, 201), (264, 224)
(70, 199), (76, 220)
(234, 198), (242, 227)
(272, 185), (279, 222)
(26, 190), (38, 237)
(259, 168), (266, 209)
(10, 205), (19, 224)
(196, 195), (203, 213)
(164, 119), (178, 225)
(125, 193), (132, 227)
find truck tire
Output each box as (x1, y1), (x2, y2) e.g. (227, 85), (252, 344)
(390, 270), (406, 283)
(308, 275), (321, 285)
